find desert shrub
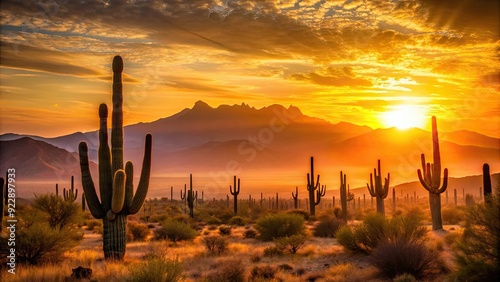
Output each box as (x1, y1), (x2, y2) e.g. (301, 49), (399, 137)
(204, 260), (245, 282)
(255, 213), (305, 241)
(228, 216), (246, 226)
(332, 207), (343, 219)
(218, 225), (232, 236)
(85, 219), (102, 231)
(370, 240), (442, 280)
(202, 235), (228, 255)
(263, 246), (284, 257)
(206, 215), (222, 225)
(336, 213), (427, 254)
(128, 257), (183, 282)
(251, 265), (276, 280)
(278, 264), (293, 271)
(154, 219), (197, 243)
(250, 253), (261, 262)
(393, 273), (417, 282)
(274, 234), (307, 254)
(2, 209), (82, 265)
(287, 209), (310, 220)
(128, 221), (150, 241)
(244, 228), (258, 238)
(313, 216), (344, 238)
(452, 190), (500, 282)
(33, 194), (83, 230)
(441, 207), (464, 225)
(126, 228), (135, 242)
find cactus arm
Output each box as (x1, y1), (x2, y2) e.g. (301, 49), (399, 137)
(417, 168), (432, 192)
(79, 142), (105, 219)
(111, 56), (124, 173)
(367, 173), (376, 197)
(111, 170), (126, 214)
(123, 161), (134, 212)
(128, 134), (152, 214)
(437, 168), (448, 194)
(382, 173), (390, 198)
(98, 104), (112, 212)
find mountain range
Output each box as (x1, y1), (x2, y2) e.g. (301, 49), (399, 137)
(1, 101), (499, 198)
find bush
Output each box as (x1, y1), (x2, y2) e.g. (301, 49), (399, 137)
(274, 234), (307, 254)
(255, 213), (305, 241)
(370, 240), (442, 280)
(228, 216), (246, 226)
(263, 246), (284, 257)
(33, 194), (83, 230)
(218, 225), (231, 236)
(128, 221), (150, 241)
(336, 213), (427, 254)
(85, 219), (102, 231)
(243, 228), (258, 239)
(204, 260), (245, 282)
(202, 236), (228, 255)
(128, 257), (183, 282)
(287, 209), (310, 220)
(154, 219), (197, 243)
(313, 216), (344, 238)
(206, 215), (222, 225)
(1, 208), (82, 265)
(452, 190), (500, 281)
(441, 207), (464, 225)
(250, 265), (276, 280)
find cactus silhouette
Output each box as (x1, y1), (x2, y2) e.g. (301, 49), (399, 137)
(339, 171), (350, 220)
(483, 163), (492, 203)
(78, 56), (152, 260)
(55, 183), (59, 197)
(180, 184), (187, 213)
(186, 174), (197, 218)
(63, 176), (78, 202)
(417, 116), (448, 230)
(307, 157), (325, 215)
(292, 186), (299, 209)
(230, 176), (240, 214)
(366, 160), (390, 215)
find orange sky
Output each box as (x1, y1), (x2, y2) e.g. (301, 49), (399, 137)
(0, 0), (499, 138)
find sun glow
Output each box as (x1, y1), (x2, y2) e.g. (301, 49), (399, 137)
(381, 105), (427, 130)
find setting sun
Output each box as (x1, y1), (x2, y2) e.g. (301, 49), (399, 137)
(381, 105), (427, 130)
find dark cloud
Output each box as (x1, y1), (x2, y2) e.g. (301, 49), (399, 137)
(0, 42), (102, 76)
(418, 0), (499, 37)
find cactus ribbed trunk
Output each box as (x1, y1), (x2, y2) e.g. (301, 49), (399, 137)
(429, 193), (442, 230)
(103, 214), (127, 260)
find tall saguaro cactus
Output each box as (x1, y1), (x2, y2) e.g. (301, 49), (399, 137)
(292, 186), (299, 209)
(230, 176), (240, 214)
(63, 176), (78, 202)
(483, 163), (492, 203)
(366, 160), (390, 216)
(307, 157), (325, 215)
(78, 56), (152, 260)
(186, 174), (197, 218)
(417, 116), (448, 230)
(340, 171), (349, 221)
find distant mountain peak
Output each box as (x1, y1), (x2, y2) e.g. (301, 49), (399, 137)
(192, 100), (213, 111)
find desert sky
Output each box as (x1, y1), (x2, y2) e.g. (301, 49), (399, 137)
(0, 0), (499, 138)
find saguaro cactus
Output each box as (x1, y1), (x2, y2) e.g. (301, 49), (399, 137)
(186, 174), (197, 218)
(63, 176), (78, 202)
(78, 56), (152, 260)
(230, 176), (240, 214)
(180, 184), (187, 213)
(340, 171), (349, 221)
(55, 183), (59, 197)
(417, 116), (448, 230)
(366, 160), (390, 216)
(307, 157), (326, 215)
(292, 187), (299, 209)
(483, 163), (492, 203)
